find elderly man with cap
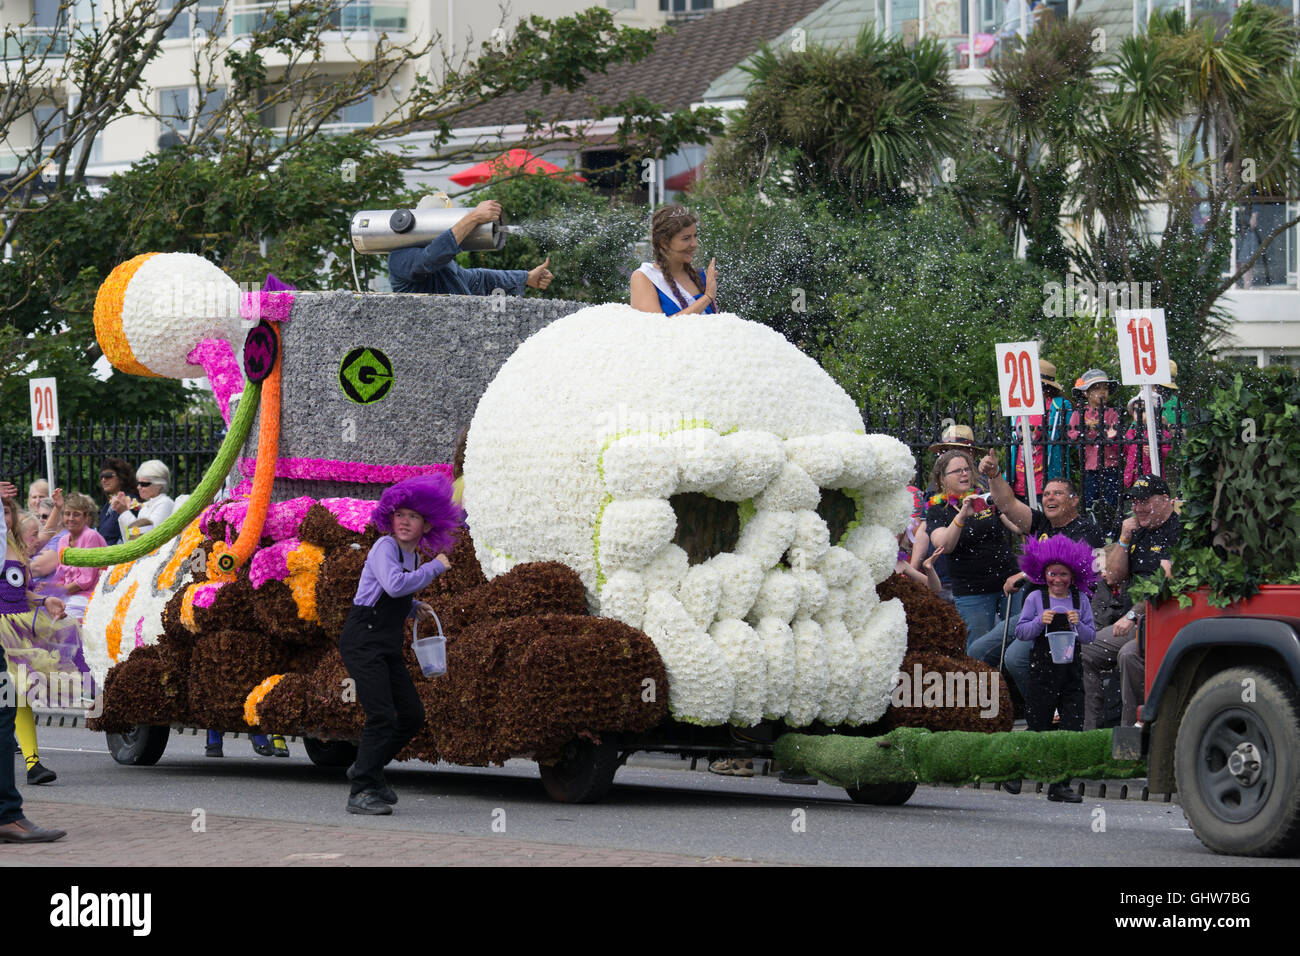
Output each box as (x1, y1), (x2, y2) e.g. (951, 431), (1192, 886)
(1006, 359), (1072, 499)
(1082, 474), (1179, 729)
(120, 459), (175, 541)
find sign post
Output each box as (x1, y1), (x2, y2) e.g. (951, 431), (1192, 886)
(1115, 309), (1170, 478)
(29, 377), (59, 489)
(995, 341), (1044, 510)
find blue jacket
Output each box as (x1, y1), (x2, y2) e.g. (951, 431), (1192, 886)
(388, 229), (527, 296)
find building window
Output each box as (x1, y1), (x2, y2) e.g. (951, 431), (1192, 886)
(659, 0), (714, 10)
(33, 105), (65, 157)
(159, 87), (191, 143)
(608, 0), (637, 8)
(1268, 353), (1300, 368)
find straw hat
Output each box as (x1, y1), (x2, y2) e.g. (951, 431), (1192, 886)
(1039, 359), (1064, 394)
(927, 424), (986, 456)
(1158, 360), (1179, 391)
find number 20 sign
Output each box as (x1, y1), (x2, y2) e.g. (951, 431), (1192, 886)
(995, 341), (1043, 417)
(1115, 308), (1170, 386)
(29, 377), (59, 437)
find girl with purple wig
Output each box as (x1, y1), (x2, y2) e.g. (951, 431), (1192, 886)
(1013, 535), (1099, 800)
(339, 474), (463, 816)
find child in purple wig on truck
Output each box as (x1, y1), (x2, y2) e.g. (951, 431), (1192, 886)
(338, 474), (462, 816)
(1012, 534), (1099, 803)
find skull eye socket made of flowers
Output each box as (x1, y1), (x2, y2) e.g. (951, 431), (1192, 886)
(464, 303), (916, 728)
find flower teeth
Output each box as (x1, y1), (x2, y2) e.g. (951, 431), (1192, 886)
(708, 619), (766, 726)
(755, 616), (796, 718)
(858, 486), (916, 536)
(602, 433), (677, 499)
(710, 431), (784, 501)
(789, 509), (831, 565)
(669, 428), (733, 493)
(597, 499), (677, 573)
(784, 435), (843, 485)
(814, 586), (847, 625)
(735, 510), (797, 568)
(704, 552), (764, 619)
(817, 619), (861, 726)
(599, 569), (647, 630)
(860, 435), (916, 488)
(752, 462), (820, 512)
(678, 563), (724, 628)
(748, 568), (801, 624)
(642, 591), (735, 725)
(786, 617), (830, 727)
(823, 433), (880, 489)
(640, 543), (690, 597)
(791, 568), (829, 617)
(847, 598), (909, 724)
(842, 524), (899, 585)
(843, 571), (881, 632)
(815, 546), (862, 587)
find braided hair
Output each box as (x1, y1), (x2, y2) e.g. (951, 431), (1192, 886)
(650, 204), (712, 312)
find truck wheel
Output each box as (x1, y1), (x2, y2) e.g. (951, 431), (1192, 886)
(538, 736), (620, 804)
(1175, 667), (1300, 857)
(106, 725), (170, 766)
(845, 781), (917, 806)
(302, 737), (359, 768)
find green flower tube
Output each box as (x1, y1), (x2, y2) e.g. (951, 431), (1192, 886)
(61, 382), (262, 568)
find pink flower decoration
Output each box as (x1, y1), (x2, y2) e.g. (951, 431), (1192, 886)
(237, 458), (452, 485)
(200, 496), (313, 543)
(240, 290), (295, 323)
(319, 498), (379, 533)
(192, 583), (223, 609)
(187, 338), (244, 427)
(249, 538), (298, 589)
(134, 617), (145, 649)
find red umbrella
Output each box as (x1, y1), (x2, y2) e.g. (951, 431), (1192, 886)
(665, 163), (702, 192)
(449, 148), (586, 186)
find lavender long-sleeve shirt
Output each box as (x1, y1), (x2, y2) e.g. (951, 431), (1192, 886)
(1015, 587), (1096, 645)
(351, 535), (446, 615)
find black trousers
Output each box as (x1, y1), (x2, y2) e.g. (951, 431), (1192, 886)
(0, 650), (22, 824)
(1024, 637), (1084, 732)
(338, 606), (425, 795)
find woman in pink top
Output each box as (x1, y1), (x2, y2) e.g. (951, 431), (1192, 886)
(1122, 395), (1173, 488)
(45, 493), (106, 622)
(1067, 368), (1122, 510)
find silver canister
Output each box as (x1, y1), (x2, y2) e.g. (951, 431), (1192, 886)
(349, 207), (508, 254)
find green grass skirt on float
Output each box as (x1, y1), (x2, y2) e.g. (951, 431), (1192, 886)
(775, 728), (1146, 788)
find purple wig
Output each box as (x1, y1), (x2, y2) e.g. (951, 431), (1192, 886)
(1018, 534), (1100, 594)
(371, 473), (465, 554)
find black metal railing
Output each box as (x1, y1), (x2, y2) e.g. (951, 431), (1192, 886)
(0, 418), (227, 503)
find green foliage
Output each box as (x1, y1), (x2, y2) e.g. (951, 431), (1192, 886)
(0, 135), (411, 424)
(463, 172), (642, 303)
(1128, 368), (1300, 608)
(722, 27), (965, 203)
(819, 197), (1054, 406)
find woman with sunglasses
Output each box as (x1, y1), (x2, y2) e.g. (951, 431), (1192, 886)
(96, 458), (137, 547)
(118, 460), (174, 542)
(925, 449), (1020, 649)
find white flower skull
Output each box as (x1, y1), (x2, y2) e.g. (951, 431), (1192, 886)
(465, 305), (915, 728)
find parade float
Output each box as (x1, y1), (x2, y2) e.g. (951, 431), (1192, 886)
(69, 252), (1140, 805)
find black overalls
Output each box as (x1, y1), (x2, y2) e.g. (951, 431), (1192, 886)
(338, 575), (427, 796)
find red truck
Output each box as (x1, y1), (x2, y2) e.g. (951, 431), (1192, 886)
(1113, 585), (1300, 857)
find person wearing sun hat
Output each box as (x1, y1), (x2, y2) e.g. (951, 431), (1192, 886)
(926, 423), (986, 459)
(338, 473), (463, 816)
(1067, 368), (1122, 510)
(1155, 359), (1186, 434)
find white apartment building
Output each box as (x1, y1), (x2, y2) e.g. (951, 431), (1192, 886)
(0, 0), (743, 179)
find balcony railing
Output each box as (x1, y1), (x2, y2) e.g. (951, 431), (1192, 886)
(231, 1), (408, 37)
(2, 26), (71, 60)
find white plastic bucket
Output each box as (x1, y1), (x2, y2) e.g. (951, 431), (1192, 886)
(1047, 629), (1075, 664)
(412, 612), (447, 677)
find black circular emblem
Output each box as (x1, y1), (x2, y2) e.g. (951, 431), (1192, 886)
(243, 320), (279, 384)
(339, 347), (394, 405)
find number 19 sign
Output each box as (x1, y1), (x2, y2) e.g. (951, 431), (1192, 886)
(1115, 308), (1170, 386)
